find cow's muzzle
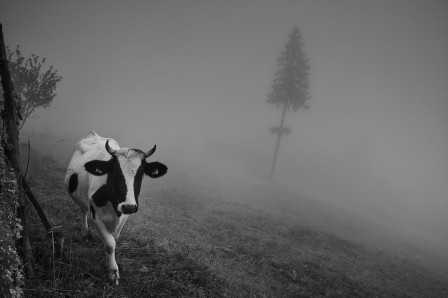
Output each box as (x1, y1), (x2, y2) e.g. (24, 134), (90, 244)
(121, 204), (138, 214)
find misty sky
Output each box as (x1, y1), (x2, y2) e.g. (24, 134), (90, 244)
(1, 1), (448, 235)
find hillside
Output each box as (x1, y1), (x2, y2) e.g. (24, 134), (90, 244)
(21, 145), (448, 297)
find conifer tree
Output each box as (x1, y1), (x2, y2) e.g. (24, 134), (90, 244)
(268, 26), (310, 178)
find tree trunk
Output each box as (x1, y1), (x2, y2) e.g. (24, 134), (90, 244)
(269, 102), (287, 178)
(0, 23), (35, 279)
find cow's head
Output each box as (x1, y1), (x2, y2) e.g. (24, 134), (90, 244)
(84, 140), (167, 215)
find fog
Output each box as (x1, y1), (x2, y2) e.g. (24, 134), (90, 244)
(2, 1), (447, 250)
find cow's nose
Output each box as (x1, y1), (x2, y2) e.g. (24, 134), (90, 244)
(121, 204), (138, 214)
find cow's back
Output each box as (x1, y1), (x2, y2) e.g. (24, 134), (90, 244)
(65, 131), (119, 210)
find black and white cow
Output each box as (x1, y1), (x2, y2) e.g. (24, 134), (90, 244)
(65, 131), (167, 284)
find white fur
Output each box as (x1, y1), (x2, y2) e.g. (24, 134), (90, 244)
(65, 131), (136, 285)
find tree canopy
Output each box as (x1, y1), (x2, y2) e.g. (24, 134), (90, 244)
(6, 46), (63, 130)
(267, 26), (310, 112)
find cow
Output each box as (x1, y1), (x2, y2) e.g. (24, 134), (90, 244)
(64, 131), (167, 284)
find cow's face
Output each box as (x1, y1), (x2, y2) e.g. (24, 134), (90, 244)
(84, 141), (167, 215)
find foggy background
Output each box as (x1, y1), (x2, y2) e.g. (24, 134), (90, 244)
(1, 1), (447, 249)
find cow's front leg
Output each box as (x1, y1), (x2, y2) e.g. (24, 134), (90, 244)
(112, 214), (129, 241)
(104, 234), (119, 284)
(94, 219), (120, 285)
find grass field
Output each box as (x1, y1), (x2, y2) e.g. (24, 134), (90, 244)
(21, 146), (448, 297)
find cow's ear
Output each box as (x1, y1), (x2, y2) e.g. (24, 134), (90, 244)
(85, 160), (113, 176)
(143, 161), (167, 178)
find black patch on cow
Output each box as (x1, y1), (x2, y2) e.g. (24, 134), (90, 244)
(110, 158), (127, 202)
(84, 159), (113, 176)
(68, 173), (78, 193)
(92, 185), (110, 207)
(89, 156), (127, 216)
(133, 165), (145, 202)
(90, 204), (96, 219)
(143, 161), (167, 178)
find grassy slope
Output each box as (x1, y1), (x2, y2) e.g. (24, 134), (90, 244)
(22, 147), (448, 297)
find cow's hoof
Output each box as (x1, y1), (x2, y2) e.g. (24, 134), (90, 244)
(109, 269), (119, 286)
